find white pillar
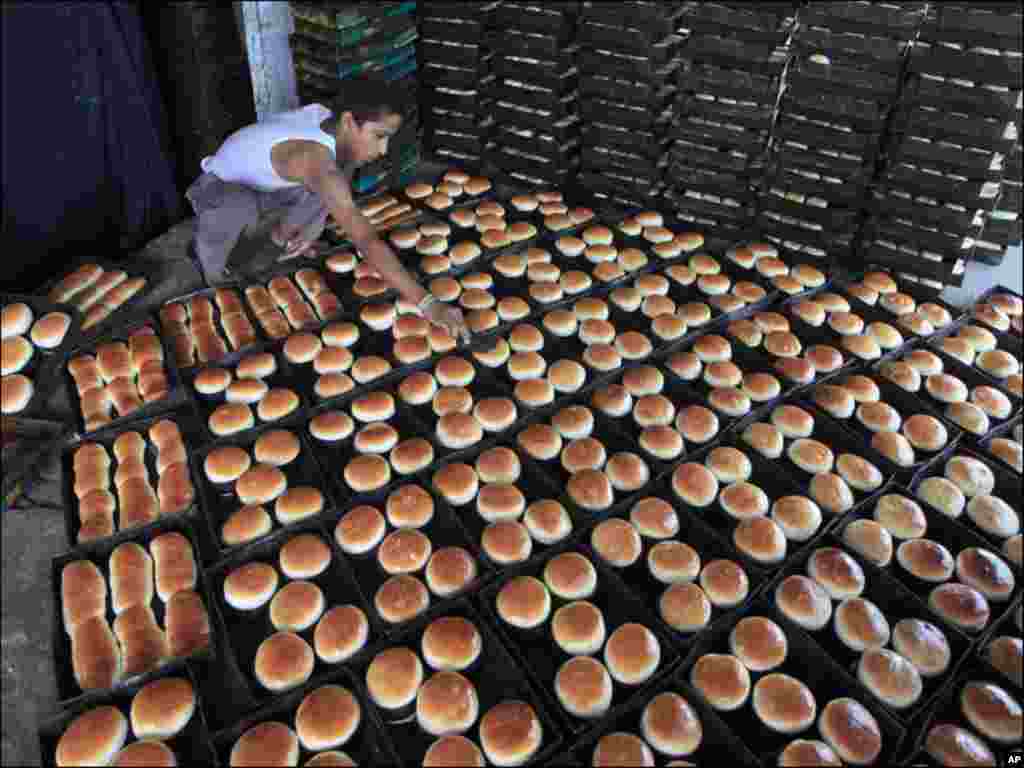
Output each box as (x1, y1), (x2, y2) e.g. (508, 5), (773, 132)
(238, 1), (299, 120)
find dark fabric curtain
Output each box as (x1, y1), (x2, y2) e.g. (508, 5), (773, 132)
(1, 2), (181, 292)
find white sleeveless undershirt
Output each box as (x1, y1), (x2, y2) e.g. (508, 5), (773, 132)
(200, 103), (337, 191)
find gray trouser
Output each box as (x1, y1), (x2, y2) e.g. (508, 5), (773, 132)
(185, 173), (328, 279)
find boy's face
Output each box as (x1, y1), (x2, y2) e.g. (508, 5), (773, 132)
(343, 112), (402, 166)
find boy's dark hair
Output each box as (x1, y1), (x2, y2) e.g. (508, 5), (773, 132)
(327, 75), (412, 127)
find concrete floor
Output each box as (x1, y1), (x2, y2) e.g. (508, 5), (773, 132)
(2, 213), (1018, 765)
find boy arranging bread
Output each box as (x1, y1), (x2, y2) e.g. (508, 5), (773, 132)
(186, 75), (468, 341)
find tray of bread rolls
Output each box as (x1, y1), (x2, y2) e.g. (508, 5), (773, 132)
(978, 416), (1023, 475)
(159, 286), (264, 371)
(320, 251), (404, 312)
(653, 438), (839, 579)
(2, 294), (82, 418)
(237, 269), (345, 343)
(349, 598), (565, 767)
(907, 660), (1023, 768)
(186, 343), (306, 446)
(40, 260), (151, 335)
(928, 319), (1024, 404)
(560, 666), (761, 767)
(64, 315), (189, 437)
(735, 402), (898, 519)
(196, 425), (333, 556)
(876, 342), (1021, 444)
(62, 412), (204, 555)
(804, 373), (966, 477)
(205, 519), (382, 710)
(977, 609), (1023, 698)
(428, 443), (586, 573)
(477, 544), (681, 736)
(680, 598), (908, 767)
(841, 270), (963, 340)
(51, 516), (216, 706)
(211, 670), (402, 768)
(658, 337), (801, 432)
(910, 446), (1022, 554)
(584, 476), (767, 644)
(324, 191), (426, 244)
(837, 479), (1018, 640)
(773, 536), (975, 726)
(401, 170), (497, 216)
(325, 480), (491, 637)
(38, 660), (216, 767)
(718, 243), (838, 305)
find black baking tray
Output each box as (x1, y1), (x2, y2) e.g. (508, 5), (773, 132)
(670, 117), (771, 156)
(770, 141), (876, 182)
(859, 241), (967, 288)
(493, 1), (578, 34)
(420, 60), (492, 92)
(593, 472), (769, 632)
(976, 603), (1024, 695)
(210, 667), (401, 767)
(774, 115), (882, 156)
(670, 136), (764, 177)
(196, 426), (333, 555)
(883, 163), (1002, 208)
(562, 671), (761, 767)
(908, 45), (1022, 90)
(64, 314), (190, 439)
(490, 79), (579, 118)
(681, 3), (794, 44)
(1, 297), (80, 423)
(677, 95), (775, 133)
(668, 190), (755, 230)
(430, 443), (581, 571)
(490, 100), (581, 138)
(795, 27), (909, 74)
(420, 15), (490, 45)
(37, 661), (216, 767)
(782, 89), (887, 133)
(787, 58), (901, 101)
(803, 374), (965, 476)
(421, 82), (496, 114)
(891, 107), (1018, 155)
(580, 0), (684, 25)
(185, 341), (308, 447)
(920, 3), (1023, 48)
(800, 1), (925, 37)
(205, 519), (381, 708)
(577, 14), (683, 53)
(161, 285), (269, 368)
(843, 479), (1019, 637)
(901, 72), (1022, 120)
(491, 46), (578, 89)
(683, 598), (908, 767)
(323, 477), (492, 634)
(886, 136), (1006, 182)
(488, 148), (581, 187)
(575, 170), (667, 212)
(909, 445), (1023, 552)
(754, 219), (856, 264)
(681, 34), (790, 76)
(477, 545), (680, 735)
(51, 516), (218, 707)
(840, 273), (963, 336)
(489, 25), (576, 59)
(866, 187), (983, 235)
(757, 193), (863, 232)
(762, 164), (872, 208)
(351, 597), (565, 767)
(905, 662), (1024, 768)
(732, 405), (897, 514)
(679, 62), (782, 106)
(681, 436), (841, 573)
(61, 405), (208, 560)
(419, 38), (490, 68)
(926, 318), (1023, 390)
(493, 124), (581, 162)
(525, 329), (625, 393)
(37, 257), (157, 339)
(578, 36), (683, 80)
(876, 342), (1021, 436)
(582, 120), (670, 163)
(582, 63), (678, 108)
(582, 144), (667, 181)
(777, 535), (974, 724)
(398, 355), (514, 437)
(976, 283), (1024, 338)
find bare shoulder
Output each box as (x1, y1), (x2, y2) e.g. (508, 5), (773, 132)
(270, 139), (334, 183)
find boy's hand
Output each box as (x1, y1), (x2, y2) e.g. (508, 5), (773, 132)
(424, 302), (471, 344)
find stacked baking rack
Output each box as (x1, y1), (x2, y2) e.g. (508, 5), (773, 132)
(672, 2), (793, 241)
(573, 1), (681, 214)
(418, 1), (497, 169)
(484, 1), (581, 190)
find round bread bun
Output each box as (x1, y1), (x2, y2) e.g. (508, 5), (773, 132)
(734, 517), (787, 564)
(843, 520), (894, 567)
(835, 597), (891, 652)
(552, 601), (606, 656)
(425, 546), (477, 599)
(1, 303), (33, 340)
(903, 414), (949, 452)
(728, 319), (762, 348)
(807, 547), (865, 600)
(806, 345), (845, 374)
(675, 405), (720, 444)
(972, 386), (1013, 420)
(672, 463), (719, 508)
(752, 674), (817, 734)
(691, 654), (751, 712)
(205, 445), (252, 484)
(960, 681), (1022, 745)
(925, 724), (995, 767)
(813, 385), (857, 419)
(366, 647), (423, 710)
(551, 405), (594, 440)
(830, 312), (865, 337)
(420, 616), (481, 673)
(705, 447), (752, 484)
(874, 494), (928, 539)
(477, 484), (526, 523)
(230, 722), (299, 767)
(958, 325), (999, 353)
(295, 685), (361, 752)
(837, 453), (885, 493)
(986, 636), (1023, 688)
(129, 677), (195, 741)
(956, 548), (1015, 602)
(591, 519), (642, 568)
(313, 604), (369, 665)
(700, 559), (749, 609)
(355, 422), (399, 454)
(539, 551), (596, 600)
(28, 311), (70, 350)
(841, 334), (882, 361)
(772, 496), (823, 543)
(730, 617), (787, 673)
(254, 631), (315, 692)
(375, 574), (430, 625)
(1004, 535), (1023, 566)
(269, 580), (326, 632)
(309, 411), (354, 443)
(930, 583), (992, 633)
(378, 528), (432, 575)
(938, 337), (977, 365)
(788, 439), (835, 475)
(775, 357), (816, 386)
(640, 692), (702, 759)
(556, 656), (613, 720)
(648, 541), (700, 585)
(604, 623), (661, 686)
(497, 576), (550, 629)
(818, 698), (883, 766)
(720, 482), (770, 521)
(398, 372), (438, 406)
(333, 505), (385, 555)
(437, 412), (484, 450)
(561, 437), (606, 474)
(524, 500), (572, 545)
(195, 367), (233, 396)
(431, 462), (479, 507)
(897, 538), (955, 583)
(517, 423), (562, 461)
(344, 454), (390, 493)
(775, 575), (833, 630)
(890, 618), (952, 679)
(926, 374), (969, 404)
(236, 463), (288, 506)
(741, 422), (784, 460)
(279, 533), (331, 580)
(352, 390), (395, 423)
(772, 405), (814, 439)
(778, 740), (842, 767)
(385, 484), (434, 528)
(479, 701), (543, 767)
(945, 456), (996, 498)
(871, 431), (916, 468)
(660, 583), (712, 633)
(568, 468), (615, 511)
(858, 648), (924, 711)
